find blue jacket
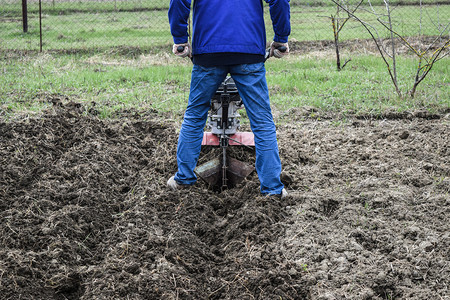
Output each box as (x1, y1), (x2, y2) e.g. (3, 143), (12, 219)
(168, 0), (290, 56)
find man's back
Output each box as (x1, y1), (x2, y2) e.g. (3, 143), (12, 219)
(169, 0), (290, 57)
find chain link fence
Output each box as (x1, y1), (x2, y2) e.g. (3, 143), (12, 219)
(0, 0), (449, 52)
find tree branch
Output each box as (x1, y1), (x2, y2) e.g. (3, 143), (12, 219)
(330, 0), (401, 96)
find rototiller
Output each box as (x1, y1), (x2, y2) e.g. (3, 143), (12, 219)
(195, 77), (255, 190)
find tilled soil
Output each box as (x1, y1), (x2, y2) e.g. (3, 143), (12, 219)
(0, 105), (448, 300)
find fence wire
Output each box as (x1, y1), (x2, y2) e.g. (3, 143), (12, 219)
(0, 0), (449, 51)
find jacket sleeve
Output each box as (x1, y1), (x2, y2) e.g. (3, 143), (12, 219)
(168, 0), (191, 44)
(264, 0), (291, 43)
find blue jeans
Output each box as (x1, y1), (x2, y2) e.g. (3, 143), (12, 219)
(174, 63), (284, 195)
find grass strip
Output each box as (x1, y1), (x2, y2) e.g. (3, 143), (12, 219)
(1, 51), (448, 121)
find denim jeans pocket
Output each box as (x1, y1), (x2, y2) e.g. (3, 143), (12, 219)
(240, 62), (265, 73)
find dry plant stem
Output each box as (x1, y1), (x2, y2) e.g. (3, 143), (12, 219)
(419, 0), (423, 37)
(410, 39), (449, 97)
(330, 0), (363, 71)
(376, 19), (449, 62)
(331, 16), (351, 71)
(331, 15), (342, 71)
(331, 0), (401, 97)
(383, 0), (398, 84)
(376, 20), (450, 97)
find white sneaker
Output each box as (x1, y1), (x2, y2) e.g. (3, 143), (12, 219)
(266, 188), (289, 199)
(167, 176), (188, 191)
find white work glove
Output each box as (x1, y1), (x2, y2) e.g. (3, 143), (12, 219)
(270, 41), (289, 58)
(172, 43), (192, 58)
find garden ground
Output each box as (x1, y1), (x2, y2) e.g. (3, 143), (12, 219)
(0, 100), (448, 299)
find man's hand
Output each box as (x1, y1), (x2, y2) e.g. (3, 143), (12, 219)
(172, 43), (192, 58)
(270, 41), (289, 58)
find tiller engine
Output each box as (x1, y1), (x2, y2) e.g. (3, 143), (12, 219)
(195, 76), (255, 190)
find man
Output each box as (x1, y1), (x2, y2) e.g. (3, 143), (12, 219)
(167, 0), (290, 198)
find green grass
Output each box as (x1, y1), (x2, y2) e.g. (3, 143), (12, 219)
(0, 10), (171, 50)
(0, 0), (169, 15)
(266, 53), (449, 114)
(1, 4), (448, 50)
(1, 51), (448, 121)
(287, 4), (450, 41)
(0, 0), (440, 15)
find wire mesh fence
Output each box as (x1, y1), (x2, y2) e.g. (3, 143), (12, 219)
(0, 0), (449, 52)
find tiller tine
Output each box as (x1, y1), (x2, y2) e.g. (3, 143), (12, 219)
(195, 157), (254, 189)
(194, 158), (221, 187)
(226, 157), (254, 186)
(195, 131), (255, 189)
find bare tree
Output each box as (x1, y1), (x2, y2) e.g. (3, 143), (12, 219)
(383, 0), (398, 86)
(331, 0), (449, 98)
(392, 31), (450, 98)
(329, 0), (363, 71)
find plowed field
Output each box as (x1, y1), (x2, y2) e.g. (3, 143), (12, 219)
(1, 104), (448, 299)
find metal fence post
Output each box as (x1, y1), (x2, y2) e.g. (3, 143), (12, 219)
(22, 0), (28, 33)
(39, 0), (43, 51)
